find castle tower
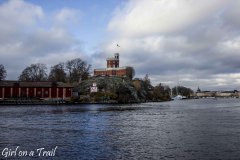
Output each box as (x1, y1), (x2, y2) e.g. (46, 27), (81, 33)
(114, 53), (119, 59)
(107, 53), (119, 68)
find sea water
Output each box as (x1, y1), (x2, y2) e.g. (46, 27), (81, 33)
(1, 98), (240, 159)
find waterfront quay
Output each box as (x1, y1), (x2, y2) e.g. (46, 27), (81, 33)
(0, 98), (67, 105)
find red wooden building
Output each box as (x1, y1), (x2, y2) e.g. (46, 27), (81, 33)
(0, 81), (73, 99)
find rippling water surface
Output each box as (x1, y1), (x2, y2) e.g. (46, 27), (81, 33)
(1, 98), (240, 159)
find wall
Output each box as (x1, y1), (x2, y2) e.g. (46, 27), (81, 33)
(94, 68), (127, 77)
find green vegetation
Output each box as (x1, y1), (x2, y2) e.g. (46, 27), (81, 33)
(76, 76), (139, 103)
(75, 75), (174, 103)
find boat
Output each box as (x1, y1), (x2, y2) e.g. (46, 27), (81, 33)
(171, 85), (187, 100)
(172, 94), (187, 100)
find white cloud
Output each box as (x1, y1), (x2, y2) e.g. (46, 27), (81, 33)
(103, 0), (240, 90)
(0, 0), (86, 80)
(217, 37), (240, 53)
(54, 8), (82, 28)
(0, 0), (44, 44)
(108, 0), (228, 37)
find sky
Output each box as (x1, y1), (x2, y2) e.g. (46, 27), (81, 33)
(0, 0), (240, 91)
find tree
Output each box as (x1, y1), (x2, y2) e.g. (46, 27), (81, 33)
(142, 74), (154, 100)
(116, 84), (132, 103)
(0, 64), (7, 81)
(153, 83), (171, 101)
(172, 86), (193, 97)
(66, 58), (91, 83)
(143, 74), (152, 90)
(48, 63), (66, 82)
(143, 74), (150, 85)
(19, 63), (48, 81)
(126, 66), (135, 79)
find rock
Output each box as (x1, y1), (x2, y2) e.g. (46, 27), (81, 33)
(75, 76), (144, 103)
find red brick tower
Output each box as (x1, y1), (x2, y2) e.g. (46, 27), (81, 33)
(107, 53), (119, 68)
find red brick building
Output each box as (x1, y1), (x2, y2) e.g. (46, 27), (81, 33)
(0, 81), (73, 99)
(107, 53), (119, 68)
(94, 53), (132, 77)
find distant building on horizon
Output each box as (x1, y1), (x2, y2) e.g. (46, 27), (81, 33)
(195, 89), (240, 98)
(94, 53), (134, 78)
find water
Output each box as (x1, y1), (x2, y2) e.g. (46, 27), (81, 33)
(1, 98), (240, 159)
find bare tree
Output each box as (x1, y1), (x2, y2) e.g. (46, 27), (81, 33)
(66, 58), (91, 82)
(48, 62), (66, 82)
(172, 86), (193, 97)
(143, 74), (151, 87)
(19, 63), (48, 81)
(0, 64), (7, 81)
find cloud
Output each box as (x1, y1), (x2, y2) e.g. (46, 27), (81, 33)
(0, 0), (86, 80)
(22, 28), (76, 56)
(103, 0), (240, 90)
(0, 0), (43, 44)
(108, 0), (228, 37)
(1, 0), (240, 91)
(222, 1), (240, 30)
(55, 8), (81, 25)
